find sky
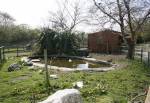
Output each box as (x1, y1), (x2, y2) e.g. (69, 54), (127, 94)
(0, 0), (119, 32)
(0, 0), (58, 27)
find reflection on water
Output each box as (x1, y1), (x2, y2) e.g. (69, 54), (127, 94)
(42, 58), (109, 69)
(77, 62), (89, 69)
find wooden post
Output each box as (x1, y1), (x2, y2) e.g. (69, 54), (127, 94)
(17, 47), (19, 57)
(44, 49), (50, 95)
(141, 48), (143, 62)
(0, 47), (1, 63)
(23, 47), (25, 52)
(106, 41), (109, 54)
(148, 52), (150, 67)
(2, 46), (5, 60)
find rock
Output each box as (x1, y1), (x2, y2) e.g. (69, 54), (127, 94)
(85, 58), (96, 61)
(73, 81), (84, 89)
(38, 89), (82, 103)
(50, 74), (58, 79)
(8, 63), (21, 72)
(23, 61), (33, 66)
(38, 70), (43, 74)
(21, 57), (30, 62)
(31, 59), (40, 62)
(21, 57), (33, 66)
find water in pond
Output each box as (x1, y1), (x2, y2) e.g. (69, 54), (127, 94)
(42, 58), (109, 69)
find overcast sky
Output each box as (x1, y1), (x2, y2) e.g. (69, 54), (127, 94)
(0, 0), (119, 32)
(0, 0), (58, 27)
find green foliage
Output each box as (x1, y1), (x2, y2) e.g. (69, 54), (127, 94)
(0, 11), (40, 46)
(37, 28), (58, 54)
(81, 83), (108, 102)
(0, 24), (40, 46)
(36, 28), (80, 55)
(77, 32), (87, 48)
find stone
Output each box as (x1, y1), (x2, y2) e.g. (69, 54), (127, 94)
(21, 57), (30, 62)
(73, 81), (84, 89)
(31, 59), (40, 62)
(23, 61), (33, 66)
(50, 74), (58, 79)
(21, 57), (33, 66)
(38, 70), (43, 74)
(8, 63), (21, 72)
(38, 89), (82, 103)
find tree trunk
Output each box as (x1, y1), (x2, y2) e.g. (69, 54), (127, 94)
(127, 41), (135, 59)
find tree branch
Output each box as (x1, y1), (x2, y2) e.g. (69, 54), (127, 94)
(93, 0), (121, 25)
(135, 8), (150, 32)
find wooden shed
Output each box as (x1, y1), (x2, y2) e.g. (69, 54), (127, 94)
(88, 30), (123, 54)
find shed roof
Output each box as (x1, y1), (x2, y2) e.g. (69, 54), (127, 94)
(88, 29), (122, 36)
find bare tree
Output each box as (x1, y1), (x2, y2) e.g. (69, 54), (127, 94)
(48, 0), (86, 32)
(92, 0), (150, 59)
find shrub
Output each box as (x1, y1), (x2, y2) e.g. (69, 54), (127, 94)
(35, 28), (80, 56)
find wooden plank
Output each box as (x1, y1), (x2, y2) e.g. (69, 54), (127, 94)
(145, 87), (150, 103)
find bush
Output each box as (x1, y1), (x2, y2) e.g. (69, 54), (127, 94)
(36, 28), (80, 56)
(80, 82), (108, 102)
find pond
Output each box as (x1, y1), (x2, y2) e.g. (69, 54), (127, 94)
(41, 58), (110, 69)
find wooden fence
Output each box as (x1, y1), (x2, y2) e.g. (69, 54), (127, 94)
(0, 46), (32, 59)
(4, 46), (32, 57)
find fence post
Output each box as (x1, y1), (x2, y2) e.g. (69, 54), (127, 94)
(23, 46), (25, 52)
(17, 47), (19, 57)
(0, 47), (1, 63)
(44, 49), (50, 95)
(141, 48), (143, 62)
(2, 46), (5, 60)
(148, 52), (150, 67)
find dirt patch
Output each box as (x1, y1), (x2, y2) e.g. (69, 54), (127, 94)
(10, 73), (32, 83)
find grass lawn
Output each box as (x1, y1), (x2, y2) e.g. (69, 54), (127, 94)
(0, 57), (150, 103)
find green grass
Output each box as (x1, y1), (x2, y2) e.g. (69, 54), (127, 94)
(0, 57), (150, 103)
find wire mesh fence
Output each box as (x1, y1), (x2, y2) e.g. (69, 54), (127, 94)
(135, 48), (150, 67)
